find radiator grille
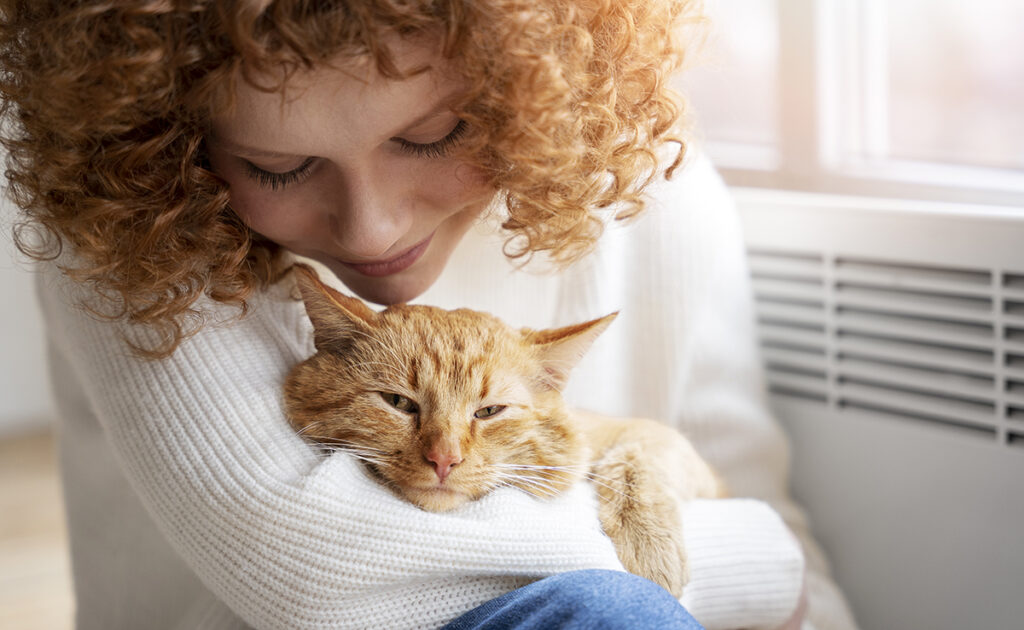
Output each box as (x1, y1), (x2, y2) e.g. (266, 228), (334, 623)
(750, 250), (1024, 447)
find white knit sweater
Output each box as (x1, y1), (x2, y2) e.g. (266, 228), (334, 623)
(38, 153), (858, 630)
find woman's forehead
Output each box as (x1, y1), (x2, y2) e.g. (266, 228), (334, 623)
(209, 39), (460, 154)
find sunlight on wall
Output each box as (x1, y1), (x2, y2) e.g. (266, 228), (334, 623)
(0, 195), (54, 435)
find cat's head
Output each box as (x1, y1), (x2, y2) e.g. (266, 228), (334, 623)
(284, 263), (615, 512)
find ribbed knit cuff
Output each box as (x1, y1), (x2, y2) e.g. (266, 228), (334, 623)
(680, 499), (805, 630)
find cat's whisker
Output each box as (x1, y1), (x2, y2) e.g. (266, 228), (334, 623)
(492, 479), (543, 499)
(295, 423), (324, 437)
(490, 471), (563, 498)
(299, 438), (396, 467)
(343, 452), (391, 465)
(491, 475), (549, 500)
(492, 463), (588, 473)
(516, 477), (561, 496)
(493, 463), (637, 502)
(322, 449), (394, 470)
(492, 467), (574, 485)
(492, 464), (584, 482)
(301, 435), (391, 455)
(299, 436), (391, 450)
(582, 473), (637, 502)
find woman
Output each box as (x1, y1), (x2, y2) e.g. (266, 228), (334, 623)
(1, 1), (857, 628)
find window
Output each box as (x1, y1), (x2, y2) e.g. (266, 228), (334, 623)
(885, 0), (1024, 171)
(679, 0), (1024, 207)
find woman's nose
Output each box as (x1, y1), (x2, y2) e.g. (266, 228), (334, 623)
(325, 168), (412, 259)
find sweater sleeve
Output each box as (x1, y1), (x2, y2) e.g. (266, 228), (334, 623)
(559, 154), (860, 630)
(37, 264), (623, 630)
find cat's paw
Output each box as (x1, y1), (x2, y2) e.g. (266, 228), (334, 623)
(628, 521), (689, 598)
(592, 443), (690, 598)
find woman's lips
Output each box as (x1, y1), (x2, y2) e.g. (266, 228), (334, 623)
(339, 234), (433, 278)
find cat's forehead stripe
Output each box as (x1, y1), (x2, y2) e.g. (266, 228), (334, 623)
(408, 356), (419, 390)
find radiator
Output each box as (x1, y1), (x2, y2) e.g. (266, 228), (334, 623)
(736, 188), (1024, 630)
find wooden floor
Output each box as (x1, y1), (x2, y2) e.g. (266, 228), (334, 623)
(0, 430), (74, 629)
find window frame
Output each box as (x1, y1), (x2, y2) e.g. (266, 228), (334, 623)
(700, 0), (1024, 209)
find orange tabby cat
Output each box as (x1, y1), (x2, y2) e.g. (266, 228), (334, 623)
(284, 264), (724, 597)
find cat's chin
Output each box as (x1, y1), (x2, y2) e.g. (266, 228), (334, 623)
(402, 486), (473, 512)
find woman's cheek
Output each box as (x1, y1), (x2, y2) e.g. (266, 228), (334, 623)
(230, 187), (320, 246)
(428, 161), (491, 207)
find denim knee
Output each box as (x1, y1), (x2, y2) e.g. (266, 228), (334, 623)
(443, 569), (703, 630)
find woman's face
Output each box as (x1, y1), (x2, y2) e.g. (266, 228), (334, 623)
(206, 40), (493, 305)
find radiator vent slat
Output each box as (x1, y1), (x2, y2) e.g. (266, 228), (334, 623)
(839, 382), (996, 429)
(1003, 310), (1024, 328)
(1004, 273), (1024, 289)
(839, 379), (996, 418)
(836, 259), (992, 297)
(760, 324), (828, 351)
(751, 248), (1023, 450)
(837, 310), (994, 352)
(837, 284), (993, 323)
(837, 333), (994, 369)
(763, 347), (829, 375)
(768, 386), (829, 403)
(837, 258), (991, 286)
(839, 358), (995, 401)
(1005, 340), (1024, 357)
(759, 304), (826, 331)
(838, 307), (993, 339)
(840, 400), (998, 438)
(766, 372), (829, 402)
(838, 351), (995, 382)
(754, 279), (826, 305)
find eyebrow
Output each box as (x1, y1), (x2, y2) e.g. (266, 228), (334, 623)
(209, 98), (457, 159)
(208, 136), (293, 159)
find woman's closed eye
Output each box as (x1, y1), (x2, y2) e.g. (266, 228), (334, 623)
(242, 119), (468, 191)
(392, 119), (468, 159)
(244, 157), (316, 191)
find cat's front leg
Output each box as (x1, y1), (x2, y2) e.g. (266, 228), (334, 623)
(591, 442), (689, 598)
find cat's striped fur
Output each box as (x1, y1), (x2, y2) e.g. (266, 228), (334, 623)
(284, 263), (724, 596)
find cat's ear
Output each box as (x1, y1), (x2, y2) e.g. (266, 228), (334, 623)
(291, 263), (377, 352)
(528, 312), (618, 390)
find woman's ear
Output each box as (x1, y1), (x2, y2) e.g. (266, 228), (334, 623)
(527, 312), (618, 390)
(291, 263), (377, 352)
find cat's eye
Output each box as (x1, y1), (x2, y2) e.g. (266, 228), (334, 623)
(473, 405), (506, 420)
(381, 392), (419, 414)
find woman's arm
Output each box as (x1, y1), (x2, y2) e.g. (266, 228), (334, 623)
(38, 263), (623, 630)
(558, 152), (860, 630)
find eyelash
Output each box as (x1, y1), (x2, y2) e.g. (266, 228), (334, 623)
(244, 157), (315, 191)
(244, 119), (469, 190)
(393, 119), (468, 159)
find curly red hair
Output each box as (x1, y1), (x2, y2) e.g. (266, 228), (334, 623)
(0, 0), (703, 357)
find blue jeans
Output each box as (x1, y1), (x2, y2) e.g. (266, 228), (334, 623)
(442, 570), (704, 629)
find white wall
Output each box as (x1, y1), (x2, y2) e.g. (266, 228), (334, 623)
(0, 196), (54, 436)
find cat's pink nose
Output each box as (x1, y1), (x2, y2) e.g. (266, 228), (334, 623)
(426, 448), (462, 483)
